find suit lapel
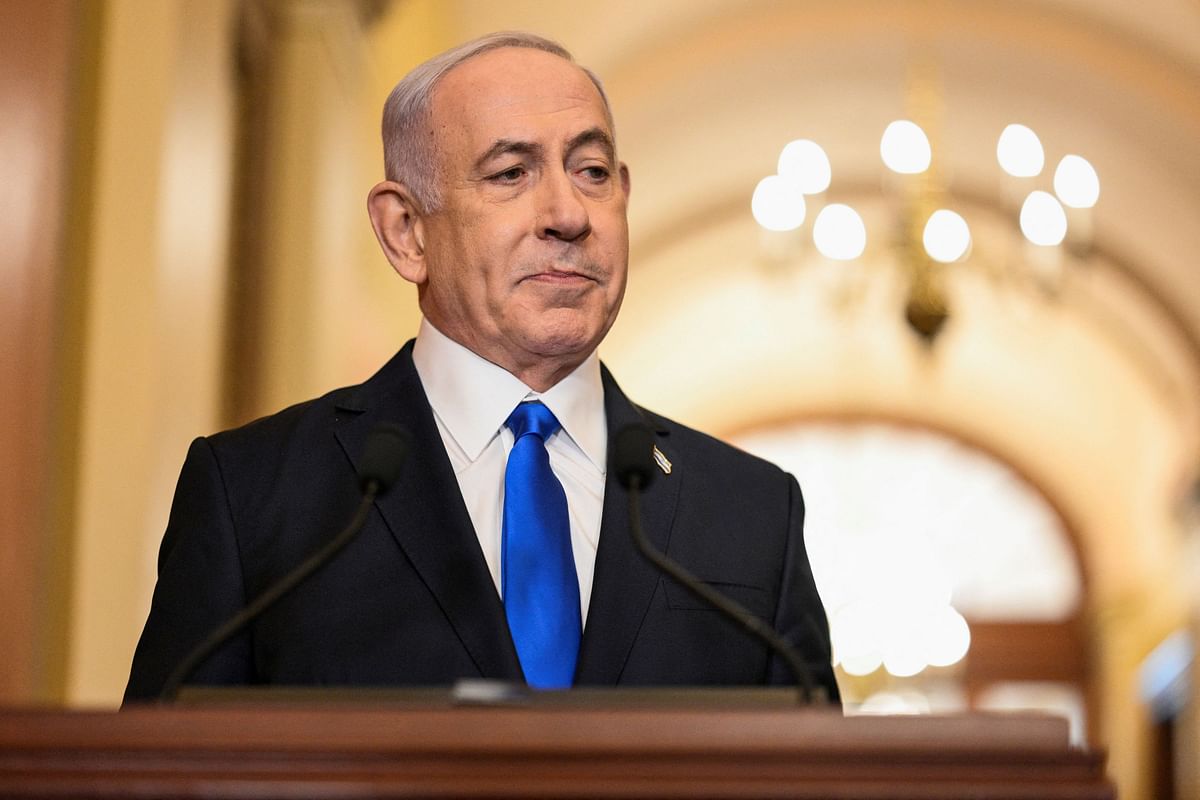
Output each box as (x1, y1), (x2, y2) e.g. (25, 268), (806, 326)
(575, 367), (681, 684)
(333, 343), (523, 682)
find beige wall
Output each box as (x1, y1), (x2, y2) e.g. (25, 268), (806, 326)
(66, 0), (235, 705)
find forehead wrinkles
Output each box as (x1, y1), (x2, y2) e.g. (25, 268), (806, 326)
(442, 88), (604, 131)
(489, 96), (596, 122)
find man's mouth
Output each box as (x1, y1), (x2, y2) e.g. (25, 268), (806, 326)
(524, 269), (596, 285)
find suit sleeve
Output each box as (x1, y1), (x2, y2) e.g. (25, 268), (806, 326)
(767, 474), (841, 704)
(123, 437), (254, 703)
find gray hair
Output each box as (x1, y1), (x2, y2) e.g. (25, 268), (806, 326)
(381, 31), (615, 212)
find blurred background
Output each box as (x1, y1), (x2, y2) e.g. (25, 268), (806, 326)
(2, 1), (1199, 797)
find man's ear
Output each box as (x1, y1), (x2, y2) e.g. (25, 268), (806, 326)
(367, 180), (428, 285)
(619, 162), (631, 200)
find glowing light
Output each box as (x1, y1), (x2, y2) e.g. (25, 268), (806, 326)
(996, 124), (1044, 177)
(831, 602), (877, 664)
(858, 690), (932, 715)
(908, 567), (953, 611)
(883, 639), (928, 678)
(812, 203), (866, 260)
(922, 210), (971, 263)
(1053, 155), (1100, 208)
(777, 139), (832, 194)
(751, 175), (807, 231)
(880, 120), (931, 174)
(841, 651), (884, 677)
(1020, 190), (1068, 246)
(924, 607), (971, 668)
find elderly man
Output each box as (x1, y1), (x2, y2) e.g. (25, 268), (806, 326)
(124, 32), (839, 702)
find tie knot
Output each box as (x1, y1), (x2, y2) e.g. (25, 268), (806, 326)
(506, 401), (561, 442)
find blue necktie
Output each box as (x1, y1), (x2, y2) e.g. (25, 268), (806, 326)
(502, 401), (581, 689)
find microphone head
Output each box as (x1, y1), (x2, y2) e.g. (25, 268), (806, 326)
(359, 423), (411, 494)
(611, 424), (656, 490)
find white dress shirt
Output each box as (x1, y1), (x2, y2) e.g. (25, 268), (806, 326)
(411, 318), (607, 625)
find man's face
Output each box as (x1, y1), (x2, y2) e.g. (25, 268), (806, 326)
(415, 47), (630, 385)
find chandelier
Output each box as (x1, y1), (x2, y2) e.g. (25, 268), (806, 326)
(749, 73), (1100, 346)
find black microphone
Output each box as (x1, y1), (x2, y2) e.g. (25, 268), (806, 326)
(158, 423), (412, 702)
(611, 424), (825, 705)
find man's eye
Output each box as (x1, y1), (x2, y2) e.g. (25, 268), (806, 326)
(580, 165), (610, 182)
(491, 166), (526, 183)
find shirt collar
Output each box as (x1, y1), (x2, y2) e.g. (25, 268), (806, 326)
(412, 318), (607, 471)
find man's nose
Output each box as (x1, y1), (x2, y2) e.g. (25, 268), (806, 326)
(537, 170), (591, 242)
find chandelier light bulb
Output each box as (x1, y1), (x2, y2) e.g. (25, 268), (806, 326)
(777, 139), (832, 194)
(880, 120), (932, 174)
(997, 123), (1045, 177)
(1020, 190), (1068, 246)
(751, 175), (807, 231)
(1053, 154), (1100, 208)
(922, 209), (971, 263)
(813, 203), (867, 260)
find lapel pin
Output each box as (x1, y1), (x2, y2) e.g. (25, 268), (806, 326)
(652, 445), (672, 475)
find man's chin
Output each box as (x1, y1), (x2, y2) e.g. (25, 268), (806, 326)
(517, 317), (606, 361)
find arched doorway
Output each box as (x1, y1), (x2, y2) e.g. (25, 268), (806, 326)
(734, 419), (1092, 742)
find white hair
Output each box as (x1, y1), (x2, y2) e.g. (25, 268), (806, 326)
(380, 31), (615, 211)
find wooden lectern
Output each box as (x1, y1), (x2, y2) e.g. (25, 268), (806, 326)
(0, 691), (1114, 798)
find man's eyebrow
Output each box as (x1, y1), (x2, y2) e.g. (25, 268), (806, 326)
(473, 139), (542, 172)
(566, 127), (615, 162)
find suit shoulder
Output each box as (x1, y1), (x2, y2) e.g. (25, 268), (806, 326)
(202, 342), (417, 455)
(177, 383), (376, 528)
(205, 384), (358, 454)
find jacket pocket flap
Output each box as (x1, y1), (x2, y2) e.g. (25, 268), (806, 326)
(663, 578), (773, 617)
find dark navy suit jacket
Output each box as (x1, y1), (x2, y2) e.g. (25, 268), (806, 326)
(124, 342), (839, 701)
